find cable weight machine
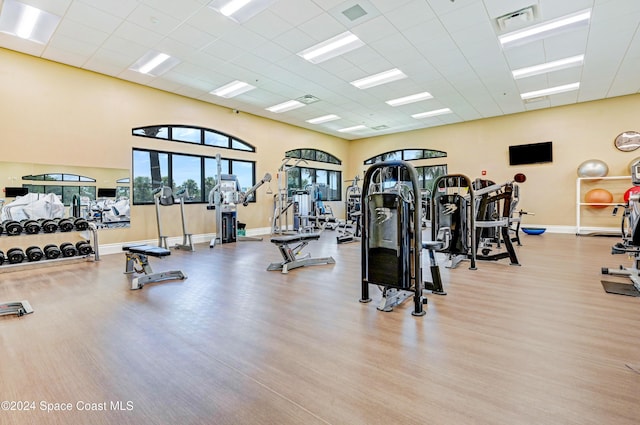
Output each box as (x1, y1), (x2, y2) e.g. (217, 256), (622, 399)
(359, 160), (426, 316)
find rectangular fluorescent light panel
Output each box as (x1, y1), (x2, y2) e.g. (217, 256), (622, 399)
(412, 108), (452, 119)
(209, 0), (275, 23)
(386, 91), (433, 107)
(338, 125), (367, 133)
(512, 55), (584, 79)
(297, 31), (365, 64)
(351, 68), (407, 90)
(0, 0), (61, 44)
(130, 51), (180, 76)
(266, 100), (305, 113)
(499, 9), (591, 48)
(306, 114), (340, 124)
(210, 80), (256, 98)
(520, 82), (580, 100)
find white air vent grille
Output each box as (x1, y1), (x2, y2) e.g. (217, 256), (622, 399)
(296, 94), (320, 104)
(497, 6), (536, 31)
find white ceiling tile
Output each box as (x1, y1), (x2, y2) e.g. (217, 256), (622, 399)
(243, 10), (295, 39)
(54, 19), (109, 47)
(113, 21), (165, 48)
(272, 27), (317, 53)
(167, 25), (217, 52)
(185, 6), (237, 37)
(125, 3), (183, 36)
(270, 0), (324, 25)
(384, 0), (436, 31)
(65, 1), (122, 34)
(77, 0), (138, 19)
(23, 0), (72, 16)
(0, 34), (46, 56)
(439, 1), (491, 34)
(139, 0), (206, 22)
(296, 12), (347, 42)
(41, 46), (87, 67)
(351, 15), (398, 43)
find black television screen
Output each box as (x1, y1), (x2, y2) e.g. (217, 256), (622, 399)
(98, 188), (117, 198)
(509, 141), (553, 166)
(5, 187), (28, 197)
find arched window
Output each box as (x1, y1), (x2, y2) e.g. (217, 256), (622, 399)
(363, 148), (446, 165)
(132, 125), (255, 152)
(285, 149), (341, 165)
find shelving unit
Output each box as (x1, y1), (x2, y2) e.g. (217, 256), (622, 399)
(0, 222), (100, 273)
(576, 175), (631, 235)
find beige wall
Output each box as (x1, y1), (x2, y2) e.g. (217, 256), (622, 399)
(0, 48), (346, 245)
(3, 46), (640, 244)
(348, 94), (640, 229)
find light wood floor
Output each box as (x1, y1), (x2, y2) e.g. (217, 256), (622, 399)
(0, 231), (639, 425)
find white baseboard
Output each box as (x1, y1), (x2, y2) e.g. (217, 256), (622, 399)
(98, 226), (273, 256)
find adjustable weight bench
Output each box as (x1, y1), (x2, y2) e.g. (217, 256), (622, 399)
(267, 232), (336, 274)
(0, 300), (33, 317)
(123, 244), (187, 290)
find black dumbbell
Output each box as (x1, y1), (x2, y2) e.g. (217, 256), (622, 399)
(74, 218), (89, 231)
(25, 246), (44, 262)
(43, 244), (61, 260)
(3, 220), (23, 236)
(59, 242), (78, 257)
(57, 218), (74, 232)
(21, 219), (41, 234)
(0, 250), (5, 265)
(75, 240), (93, 256)
(6, 247), (25, 264)
(39, 219), (58, 233)
(0, 223), (3, 236)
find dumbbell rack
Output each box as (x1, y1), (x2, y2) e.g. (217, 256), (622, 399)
(0, 222), (100, 275)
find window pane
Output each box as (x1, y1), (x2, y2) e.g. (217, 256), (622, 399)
(117, 186), (130, 199)
(80, 186), (96, 200)
(315, 151), (329, 163)
(172, 154), (202, 202)
(204, 131), (229, 148)
(287, 167), (300, 196)
(231, 161), (254, 201)
(285, 149), (301, 159)
(62, 186), (80, 206)
(328, 171), (340, 201)
(315, 169), (328, 201)
(403, 149), (424, 160)
(204, 157), (230, 202)
(133, 126), (168, 139)
(231, 139), (254, 151)
(47, 174), (63, 181)
(301, 149), (315, 161)
(301, 168), (314, 189)
(133, 150), (169, 204)
(382, 151), (401, 161)
(418, 164), (448, 191)
(173, 127), (202, 144)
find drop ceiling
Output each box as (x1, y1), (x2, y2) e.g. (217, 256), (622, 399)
(1, 0), (639, 140)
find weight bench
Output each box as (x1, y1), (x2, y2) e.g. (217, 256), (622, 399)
(123, 244), (187, 290)
(0, 300), (33, 317)
(267, 232), (336, 274)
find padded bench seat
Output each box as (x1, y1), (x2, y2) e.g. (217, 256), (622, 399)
(268, 232), (335, 274)
(123, 243), (186, 290)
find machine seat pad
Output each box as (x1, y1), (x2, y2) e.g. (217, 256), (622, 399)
(123, 244), (171, 257)
(271, 233), (321, 244)
(422, 241), (444, 250)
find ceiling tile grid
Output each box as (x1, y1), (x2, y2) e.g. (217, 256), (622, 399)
(0, 0), (638, 140)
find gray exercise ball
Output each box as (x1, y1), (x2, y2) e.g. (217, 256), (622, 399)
(577, 159), (609, 178)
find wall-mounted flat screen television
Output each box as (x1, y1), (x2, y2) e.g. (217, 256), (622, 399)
(98, 188), (117, 198)
(4, 187), (29, 197)
(509, 141), (553, 166)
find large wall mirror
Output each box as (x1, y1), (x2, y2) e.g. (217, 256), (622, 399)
(0, 161), (130, 229)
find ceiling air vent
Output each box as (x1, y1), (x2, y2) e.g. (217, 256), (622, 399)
(524, 95), (548, 104)
(496, 6), (536, 31)
(342, 4), (367, 21)
(296, 94), (320, 105)
(372, 125), (389, 131)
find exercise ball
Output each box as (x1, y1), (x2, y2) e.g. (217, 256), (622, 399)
(624, 186), (640, 202)
(577, 159), (609, 178)
(585, 188), (613, 208)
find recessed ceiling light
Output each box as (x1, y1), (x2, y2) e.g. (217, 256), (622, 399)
(306, 114), (340, 124)
(499, 9), (591, 48)
(208, 0), (275, 23)
(338, 125), (368, 133)
(351, 68), (407, 90)
(297, 31), (365, 64)
(0, 0), (61, 44)
(512, 55), (584, 79)
(411, 108), (452, 119)
(210, 80), (256, 98)
(266, 100), (305, 113)
(520, 82), (580, 100)
(130, 50), (180, 76)
(386, 91), (433, 107)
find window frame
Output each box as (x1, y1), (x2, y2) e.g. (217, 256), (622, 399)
(132, 125), (256, 153)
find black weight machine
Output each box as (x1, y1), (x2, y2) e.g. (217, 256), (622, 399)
(360, 160), (444, 316)
(337, 176), (362, 244)
(601, 159), (640, 295)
